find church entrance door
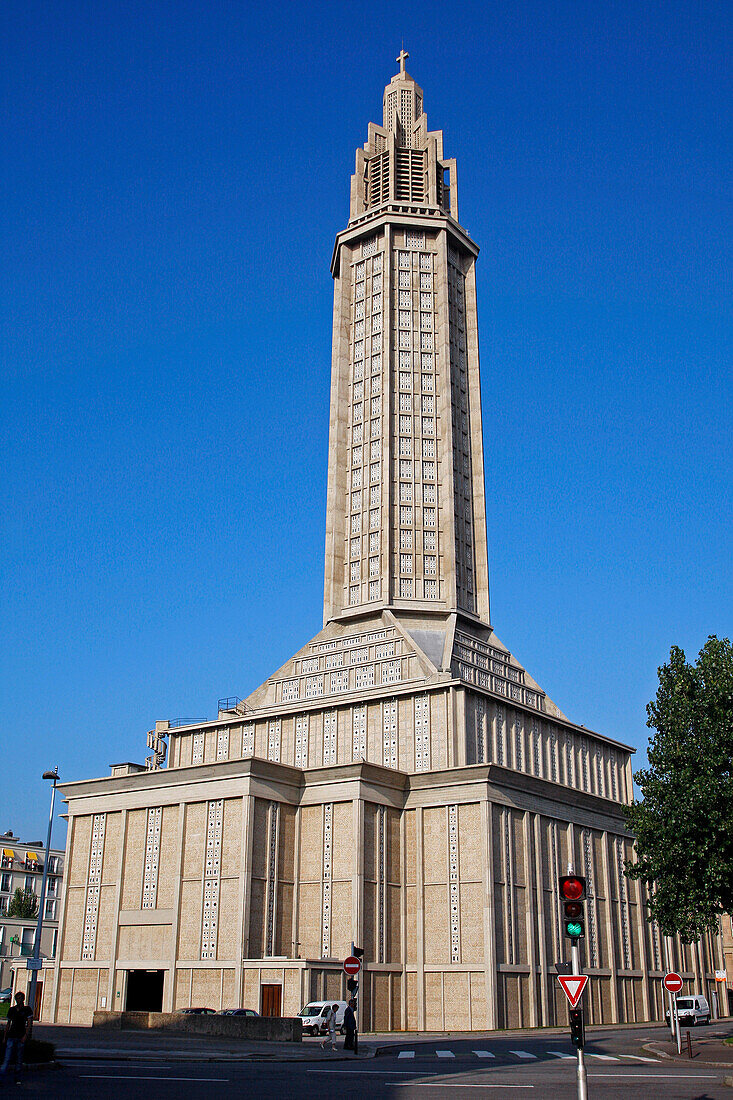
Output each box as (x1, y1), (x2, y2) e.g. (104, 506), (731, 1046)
(125, 969), (164, 1012)
(261, 983), (282, 1017)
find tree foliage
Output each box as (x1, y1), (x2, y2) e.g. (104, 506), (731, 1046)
(7, 887), (38, 919)
(624, 635), (733, 940)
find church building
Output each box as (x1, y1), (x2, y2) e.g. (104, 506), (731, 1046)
(42, 56), (725, 1029)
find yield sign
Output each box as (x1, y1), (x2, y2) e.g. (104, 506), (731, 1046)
(557, 974), (588, 1008)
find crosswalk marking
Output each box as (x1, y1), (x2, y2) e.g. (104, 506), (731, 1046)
(509, 1050), (537, 1059)
(397, 1051), (415, 1059)
(472, 1050), (495, 1058)
(547, 1051), (574, 1059)
(588, 1054), (618, 1061)
(619, 1055), (658, 1063)
(436, 1050), (455, 1058)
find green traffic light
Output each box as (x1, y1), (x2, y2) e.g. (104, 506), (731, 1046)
(566, 921), (583, 938)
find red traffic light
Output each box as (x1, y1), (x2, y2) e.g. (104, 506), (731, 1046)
(559, 876), (586, 902)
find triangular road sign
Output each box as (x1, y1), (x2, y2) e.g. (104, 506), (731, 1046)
(557, 974), (588, 1008)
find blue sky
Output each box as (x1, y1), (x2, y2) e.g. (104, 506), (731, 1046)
(2, 0), (730, 845)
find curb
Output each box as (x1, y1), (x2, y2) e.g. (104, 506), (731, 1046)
(55, 1048), (375, 1064)
(643, 1041), (733, 1069)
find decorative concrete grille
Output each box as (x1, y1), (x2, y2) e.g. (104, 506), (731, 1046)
(330, 670), (348, 693)
(192, 731), (204, 765)
(325, 652), (343, 669)
(406, 231), (425, 249)
(421, 252), (433, 270)
(353, 704), (367, 759)
(201, 800), (223, 960)
(216, 729), (229, 761)
(580, 738), (590, 791)
(650, 914), (662, 971)
(550, 728), (558, 782)
(242, 722), (254, 757)
(449, 804), (460, 962)
(369, 581), (380, 600)
(362, 236), (377, 256)
(424, 579), (437, 598)
(582, 829), (599, 967)
(267, 719), (281, 763)
(476, 697), (485, 762)
(414, 694), (431, 771)
(294, 715), (309, 768)
(323, 710), (337, 765)
(355, 665), (374, 689)
(82, 813), (106, 960)
(532, 719), (540, 776)
(514, 715), (524, 770)
(306, 675), (324, 699)
(376, 642), (395, 659)
(321, 804), (333, 956)
(302, 657), (319, 674)
(383, 659), (402, 683)
(383, 699), (398, 767)
(565, 734), (575, 786)
(496, 706), (505, 765)
(265, 801), (279, 956)
(351, 646), (369, 663)
(616, 838), (631, 969)
(141, 806), (162, 909)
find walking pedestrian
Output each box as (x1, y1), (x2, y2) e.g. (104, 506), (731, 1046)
(320, 1003), (338, 1051)
(0, 991), (34, 1083)
(343, 998), (357, 1052)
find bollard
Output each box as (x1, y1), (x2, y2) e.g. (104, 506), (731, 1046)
(686, 1030), (692, 1059)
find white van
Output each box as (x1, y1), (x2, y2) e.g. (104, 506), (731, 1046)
(298, 1000), (348, 1036)
(665, 994), (710, 1026)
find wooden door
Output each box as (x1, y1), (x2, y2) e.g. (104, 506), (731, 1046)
(261, 983), (282, 1017)
(34, 981), (43, 1020)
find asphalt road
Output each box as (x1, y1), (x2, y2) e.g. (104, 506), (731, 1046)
(8, 1022), (731, 1098)
(9, 1056), (729, 1099)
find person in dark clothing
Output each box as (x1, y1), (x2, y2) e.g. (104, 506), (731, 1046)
(1, 991), (34, 1082)
(343, 999), (357, 1051)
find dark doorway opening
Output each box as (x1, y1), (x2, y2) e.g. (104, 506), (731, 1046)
(126, 969), (164, 1012)
(261, 983), (282, 1017)
(33, 981), (43, 1020)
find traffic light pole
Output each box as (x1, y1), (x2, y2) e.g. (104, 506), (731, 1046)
(571, 937), (588, 1100)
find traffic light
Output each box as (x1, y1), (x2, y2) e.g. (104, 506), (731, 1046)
(353, 946), (364, 958)
(569, 1008), (585, 1049)
(559, 875), (586, 940)
(347, 977), (358, 993)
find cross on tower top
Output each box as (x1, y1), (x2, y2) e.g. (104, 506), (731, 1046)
(396, 48), (409, 74)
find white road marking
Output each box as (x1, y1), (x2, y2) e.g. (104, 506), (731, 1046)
(79, 1076), (228, 1082)
(587, 1053), (619, 1060)
(389, 1086), (534, 1090)
(547, 1051), (574, 1059)
(436, 1049), (456, 1058)
(472, 1049), (495, 1058)
(398, 1051), (415, 1059)
(618, 1055), (658, 1062)
(509, 1050), (537, 1059)
(589, 1074), (717, 1079)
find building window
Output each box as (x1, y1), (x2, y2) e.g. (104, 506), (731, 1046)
(400, 529), (413, 549)
(398, 251), (410, 269)
(398, 270), (410, 288)
(305, 675), (324, 699)
(331, 670), (349, 693)
(355, 665), (375, 689)
(406, 230), (425, 248)
(424, 555), (437, 575)
(24, 876), (35, 893)
(369, 580), (380, 600)
(349, 584), (360, 605)
(282, 679), (299, 702)
(400, 506), (413, 525)
(399, 437), (412, 456)
(400, 553), (413, 574)
(44, 898), (57, 921)
(383, 658), (403, 682)
(424, 579), (437, 599)
(0, 873), (10, 893)
(424, 530), (436, 551)
(399, 578), (413, 598)
(369, 508), (380, 529)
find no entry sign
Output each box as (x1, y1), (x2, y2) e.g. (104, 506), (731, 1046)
(343, 955), (362, 976)
(663, 972), (683, 994)
(557, 974), (588, 1008)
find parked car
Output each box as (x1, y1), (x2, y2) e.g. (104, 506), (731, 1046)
(219, 1008), (260, 1016)
(665, 995), (710, 1026)
(175, 1007), (216, 1015)
(298, 1000), (348, 1036)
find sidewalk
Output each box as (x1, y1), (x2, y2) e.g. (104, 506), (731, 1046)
(644, 1029), (733, 1067)
(35, 1024), (374, 1062)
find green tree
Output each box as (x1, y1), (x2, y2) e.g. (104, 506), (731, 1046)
(624, 635), (733, 940)
(7, 887), (38, 919)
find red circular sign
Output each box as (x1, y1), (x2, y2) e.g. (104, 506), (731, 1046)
(663, 972), (683, 993)
(343, 956), (361, 976)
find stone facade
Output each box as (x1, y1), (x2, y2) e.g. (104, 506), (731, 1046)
(47, 57), (727, 1028)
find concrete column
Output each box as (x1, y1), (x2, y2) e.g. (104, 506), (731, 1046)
(524, 811), (539, 1027)
(600, 833), (620, 1024)
(415, 805), (425, 1030)
(482, 797), (498, 1029)
(532, 813), (549, 1026)
(241, 793), (255, 960)
(166, 802), (186, 1012)
(108, 808), (128, 1012)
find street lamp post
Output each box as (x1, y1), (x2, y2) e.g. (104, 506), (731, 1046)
(27, 769), (59, 1019)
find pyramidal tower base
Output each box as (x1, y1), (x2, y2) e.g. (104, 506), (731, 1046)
(42, 58), (725, 1031)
